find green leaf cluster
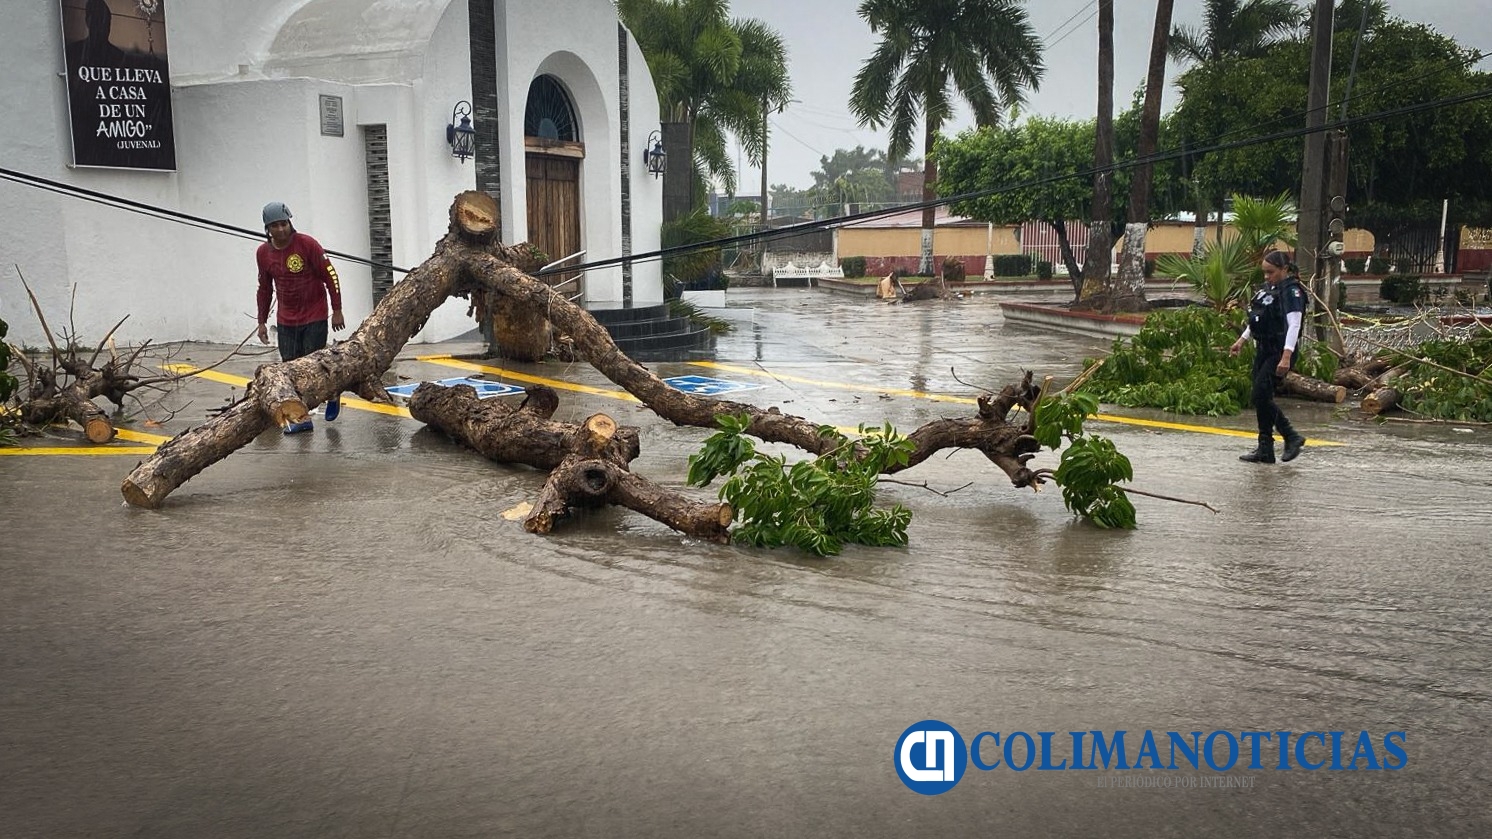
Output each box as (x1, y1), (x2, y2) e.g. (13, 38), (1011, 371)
(1033, 390), (1136, 530)
(687, 414), (914, 556)
(1084, 308), (1254, 415)
(1394, 333), (1492, 422)
(1081, 307), (1339, 416)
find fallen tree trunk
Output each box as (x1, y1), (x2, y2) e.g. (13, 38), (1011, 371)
(1333, 356), (1393, 390)
(1280, 371), (1346, 404)
(123, 191), (1055, 514)
(16, 366), (115, 443)
(410, 383), (731, 541)
(123, 191), (511, 507)
(1363, 365), (1410, 416)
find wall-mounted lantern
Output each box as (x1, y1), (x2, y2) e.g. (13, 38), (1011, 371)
(643, 130), (667, 178)
(447, 100), (476, 162)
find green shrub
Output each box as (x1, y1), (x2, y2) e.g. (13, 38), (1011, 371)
(993, 254), (1035, 277)
(1037, 260), (1053, 279)
(1143, 258), (1156, 279)
(1343, 257), (1367, 275)
(1081, 307), (1335, 417)
(1379, 274), (1423, 305)
(839, 255), (867, 278)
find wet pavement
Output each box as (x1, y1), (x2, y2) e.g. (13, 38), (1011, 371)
(3, 288), (1490, 838)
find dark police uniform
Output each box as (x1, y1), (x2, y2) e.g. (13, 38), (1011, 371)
(1243, 276), (1307, 459)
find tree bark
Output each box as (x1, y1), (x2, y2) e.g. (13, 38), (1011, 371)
(918, 114), (939, 276)
(18, 366), (116, 443)
(1048, 218), (1085, 299)
(1362, 365), (1409, 415)
(1112, 0), (1174, 312)
(1080, 0), (1116, 304)
(1280, 371), (1346, 403)
(1333, 356), (1393, 389)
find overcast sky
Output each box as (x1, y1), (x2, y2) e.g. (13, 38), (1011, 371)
(724, 0), (1492, 193)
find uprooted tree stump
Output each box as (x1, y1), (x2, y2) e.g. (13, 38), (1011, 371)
(7, 270), (232, 443)
(122, 191), (1061, 537)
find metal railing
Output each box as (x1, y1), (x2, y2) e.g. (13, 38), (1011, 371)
(540, 249), (588, 305)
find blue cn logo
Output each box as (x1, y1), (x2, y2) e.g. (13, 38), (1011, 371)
(895, 720), (967, 795)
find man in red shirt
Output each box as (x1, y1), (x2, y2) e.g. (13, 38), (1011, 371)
(256, 201), (345, 432)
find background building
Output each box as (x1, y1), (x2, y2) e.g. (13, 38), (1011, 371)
(1, 0), (664, 346)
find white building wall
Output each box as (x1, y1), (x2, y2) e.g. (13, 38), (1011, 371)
(1, 0), (663, 348)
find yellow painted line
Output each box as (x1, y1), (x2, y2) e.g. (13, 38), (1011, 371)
(691, 360), (978, 405)
(0, 426), (164, 456)
(0, 446), (156, 456)
(163, 364), (413, 418)
(116, 428), (172, 445)
(417, 356), (640, 402)
(157, 361), (1341, 448)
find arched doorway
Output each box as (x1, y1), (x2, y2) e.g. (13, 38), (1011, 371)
(524, 75), (583, 294)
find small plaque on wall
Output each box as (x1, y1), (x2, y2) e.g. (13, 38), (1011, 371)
(319, 95), (344, 137)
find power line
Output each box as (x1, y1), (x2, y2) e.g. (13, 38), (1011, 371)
(1045, 3), (1100, 52)
(568, 84), (1492, 275)
(0, 166), (414, 275)
(5, 84), (1490, 280)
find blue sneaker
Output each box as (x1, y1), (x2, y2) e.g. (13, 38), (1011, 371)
(283, 419), (314, 435)
(324, 394), (341, 422)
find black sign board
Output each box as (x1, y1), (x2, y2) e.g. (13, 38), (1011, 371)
(60, 0), (176, 170)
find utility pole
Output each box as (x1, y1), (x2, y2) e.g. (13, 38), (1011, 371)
(760, 94), (769, 228)
(1298, 0), (1335, 338)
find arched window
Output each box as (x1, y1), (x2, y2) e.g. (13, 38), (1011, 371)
(524, 75), (579, 142)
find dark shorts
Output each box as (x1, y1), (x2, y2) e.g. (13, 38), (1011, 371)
(276, 320), (329, 362)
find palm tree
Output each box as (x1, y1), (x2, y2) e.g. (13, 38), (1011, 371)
(1081, 0), (1115, 302)
(1155, 191), (1297, 311)
(850, 0), (1044, 275)
(1114, 0), (1176, 311)
(618, 0), (791, 219)
(1169, 0), (1305, 66)
(1170, 0), (1304, 254)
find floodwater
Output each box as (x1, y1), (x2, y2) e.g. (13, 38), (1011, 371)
(2, 289), (1490, 837)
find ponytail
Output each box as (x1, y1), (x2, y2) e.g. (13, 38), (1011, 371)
(1264, 250), (1298, 277)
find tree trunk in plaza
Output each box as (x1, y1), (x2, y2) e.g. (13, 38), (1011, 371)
(122, 192), (1062, 532)
(1079, 0), (1116, 305)
(1112, 0), (1175, 313)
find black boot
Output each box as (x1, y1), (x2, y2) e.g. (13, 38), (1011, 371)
(1280, 427), (1305, 462)
(1281, 436), (1304, 462)
(1239, 445), (1276, 464)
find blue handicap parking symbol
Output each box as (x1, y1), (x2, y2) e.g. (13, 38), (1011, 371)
(385, 377), (526, 399)
(662, 375), (765, 396)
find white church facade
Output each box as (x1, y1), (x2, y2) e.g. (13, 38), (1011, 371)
(1, 0), (665, 346)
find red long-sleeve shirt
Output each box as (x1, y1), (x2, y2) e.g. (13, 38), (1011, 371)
(256, 232), (342, 327)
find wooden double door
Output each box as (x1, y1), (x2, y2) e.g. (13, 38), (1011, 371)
(525, 153), (582, 291)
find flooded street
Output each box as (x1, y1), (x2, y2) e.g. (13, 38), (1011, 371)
(3, 289), (1490, 837)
